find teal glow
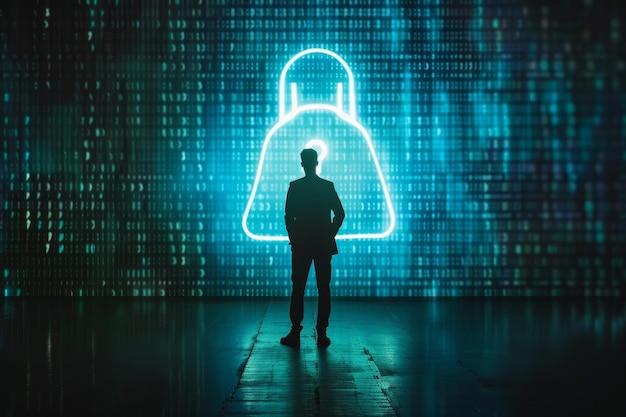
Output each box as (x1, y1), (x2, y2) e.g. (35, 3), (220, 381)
(0, 1), (623, 297)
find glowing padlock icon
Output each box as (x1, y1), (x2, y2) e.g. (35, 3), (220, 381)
(242, 48), (396, 241)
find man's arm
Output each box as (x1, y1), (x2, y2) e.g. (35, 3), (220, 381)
(330, 184), (345, 236)
(285, 183), (295, 242)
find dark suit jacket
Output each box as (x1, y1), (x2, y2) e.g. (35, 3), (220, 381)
(285, 175), (345, 255)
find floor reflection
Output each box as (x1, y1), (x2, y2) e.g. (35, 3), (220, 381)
(0, 298), (624, 416)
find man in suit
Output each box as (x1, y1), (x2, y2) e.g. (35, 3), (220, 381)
(281, 148), (345, 348)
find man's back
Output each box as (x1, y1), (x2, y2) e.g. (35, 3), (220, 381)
(285, 175), (344, 253)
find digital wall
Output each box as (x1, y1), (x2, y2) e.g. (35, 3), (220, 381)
(1, 0), (625, 296)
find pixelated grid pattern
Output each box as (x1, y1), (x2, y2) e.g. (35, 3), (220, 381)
(1, 0), (625, 296)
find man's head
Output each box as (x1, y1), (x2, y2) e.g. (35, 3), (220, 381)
(300, 148), (318, 175)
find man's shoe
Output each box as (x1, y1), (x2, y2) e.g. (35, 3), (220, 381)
(280, 326), (302, 348)
(316, 327), (331, 348)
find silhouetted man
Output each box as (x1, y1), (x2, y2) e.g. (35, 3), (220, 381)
(281, 148), (345, 348)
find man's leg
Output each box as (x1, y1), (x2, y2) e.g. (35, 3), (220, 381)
(289, 249), (313, 327)
(313, 253), (332, 347)
(281, 249), (313, 347)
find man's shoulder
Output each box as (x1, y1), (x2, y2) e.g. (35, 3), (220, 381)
(290, 177), (334, 187)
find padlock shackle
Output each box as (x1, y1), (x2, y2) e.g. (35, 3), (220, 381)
(278, 48), (356, 120)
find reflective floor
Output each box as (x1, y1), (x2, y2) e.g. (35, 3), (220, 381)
(0, 298), (625, 416)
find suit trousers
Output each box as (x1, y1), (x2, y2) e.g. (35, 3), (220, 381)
(289, 248), (332, 330)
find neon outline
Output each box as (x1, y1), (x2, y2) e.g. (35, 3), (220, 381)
(290, 82), (298, 111)
(242, 49), (396, 241)
(336, 82), (343, 112)
(279, 48), (356, 120)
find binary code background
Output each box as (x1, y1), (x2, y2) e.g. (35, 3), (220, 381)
(1, 0), (624, 297)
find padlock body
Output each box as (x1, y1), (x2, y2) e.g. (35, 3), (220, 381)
(245, 108), (393, 239)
